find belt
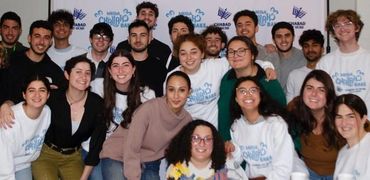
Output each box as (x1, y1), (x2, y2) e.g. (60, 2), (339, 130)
(45, 141), (80, 155)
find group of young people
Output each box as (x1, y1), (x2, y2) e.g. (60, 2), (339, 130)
(0, 1), (370, 180)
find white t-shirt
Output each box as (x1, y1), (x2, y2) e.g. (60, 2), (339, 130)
(47, 45), (87, 69)
(317, 47), (370, 111)
(334, 133), (370, 180)
(0, 102), (51, 179)
(286, 65), (312, 103)
(81, 78), (156, 151)
(231, 115), (299, 180)
(168, 58), (230, 128)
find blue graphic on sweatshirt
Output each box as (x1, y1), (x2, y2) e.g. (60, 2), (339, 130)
(240, 143), (272, 169)
(186, 83), (216, 106)
(332, 70), (366, 93)
(22, 129), (47, 155)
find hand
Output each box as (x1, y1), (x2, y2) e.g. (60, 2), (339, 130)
(264, 44), (276, 54)
(225, 141), (235, 153)
(264, 68), (277, 80)
(0, 102), (15, 129)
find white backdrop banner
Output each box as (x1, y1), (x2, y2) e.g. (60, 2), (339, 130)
(52, 0), (326, 51)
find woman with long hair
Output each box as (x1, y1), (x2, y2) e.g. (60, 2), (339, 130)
(88, 49), (155, 180)
(333, 94), (370, 179)
(292, 70), (343, 180)
(166, 119), (247, 180)
(123, 71), (193, 180)
(0, 75), (51, 180)
(230, 76), (303, 179)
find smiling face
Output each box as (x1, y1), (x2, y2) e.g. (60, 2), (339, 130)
(165, 75), (190, 114)
(303, 78), (327, 113)
(65, 62), (91, 91)
(90, 33), (112, 54)
(28, 27), (52, 56)
(335, 104), (367, 145)
(190, 125), (213, 165)
(227, 40), (254, 71)
(235, 80), (260, 113)
(273, 28), (294, 53)
(235, 16), (258, 41)
(302, 39), (324, 62)
(204, 33), (224, 58)
(178, 41), (204, 74)
(108, 56), (135, 91)
(333, 16), (358, 44)
(52, 20), (72, 41)
(137, 8), (157, 28)
(0, 19), (22, 47)
(23, 80), (50, 109)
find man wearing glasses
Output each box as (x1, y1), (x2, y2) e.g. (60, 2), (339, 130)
(47, 9), (86, 69)
(81, 22), (114, 79)
(317, 9), (370, 110)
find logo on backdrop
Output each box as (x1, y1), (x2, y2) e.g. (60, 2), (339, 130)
(73, 8), (87, 30)
(94, 9), (133, 28)
(255, 7), (279, 27)
(288, 6), (307, 29)
(165, 9), (207, 29)
(213, 7), (232, 30)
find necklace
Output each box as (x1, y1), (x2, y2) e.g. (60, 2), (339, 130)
(66, 91), (87, 105)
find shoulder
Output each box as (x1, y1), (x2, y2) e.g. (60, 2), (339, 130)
(87, 91), (104, 104)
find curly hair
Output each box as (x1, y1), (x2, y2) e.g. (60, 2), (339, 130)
(326, 9), (364, 42)
(103, 49), (142, 129)
(48, 9), (74, 28)
(168, 15), (194, 35)
(201, 25), (228, 45)
(165, 119), (226, 171)
(298, 29), (324, 47)
(136, 1), (159, 18)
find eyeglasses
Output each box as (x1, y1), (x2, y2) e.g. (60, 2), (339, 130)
(236, 87), (260, 96)
(227, 48), (249, 58)
(333, 21), (354, 30)
(191, 135), (213, 145)
(93, 34), (111, 41)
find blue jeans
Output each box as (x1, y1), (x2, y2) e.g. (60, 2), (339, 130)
(15, 167), (32, 180)
(101, 158), (126, 180)
(308, 168), (333, 180)
(141, 160), (160, 180)
(82, 149), (103, 180)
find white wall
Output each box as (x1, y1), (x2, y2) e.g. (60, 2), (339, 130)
(1, 0), (369, 50)
(0, 0), (49, 46)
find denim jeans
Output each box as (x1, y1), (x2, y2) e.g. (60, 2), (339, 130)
(101, 158), (126, 180)
(141, 160), (161, 180)
(308, 168), (333, 180)
(15, 167), (32, 180)
(82, 149), (103, 180)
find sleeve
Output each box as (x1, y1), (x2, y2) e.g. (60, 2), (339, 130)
(260, 79), (287, 106)
(0, 129), (16, 180)
(123, 105), (150, 179)
(230, 125), (244, 165)
(217, 76), (232, 141)
(90, 78), (104, 97)
(265, 118), (294, 180)
(286, 72), (295, 103)
(256, 59), (275, 70)
(85, 98), (107, 166)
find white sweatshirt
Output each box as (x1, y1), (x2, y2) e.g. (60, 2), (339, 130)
(0, 102), (51, 179)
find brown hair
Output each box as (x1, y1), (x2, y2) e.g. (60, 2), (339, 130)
(326, 9), (364, 42)
(173, 33), (205, 58)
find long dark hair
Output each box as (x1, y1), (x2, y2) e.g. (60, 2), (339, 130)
(103, 49), (142, 129)
(297, 70), (342, 149)
(165, 119), (226, 171)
